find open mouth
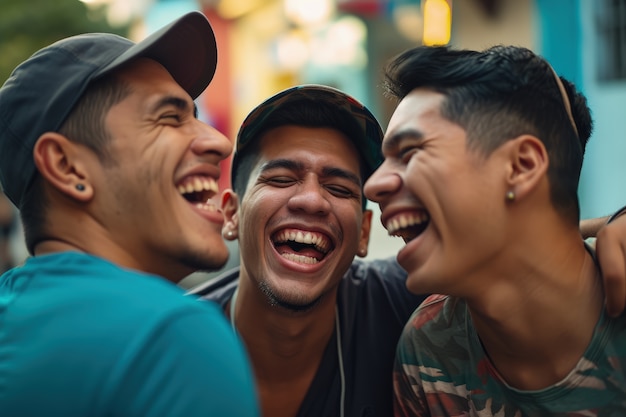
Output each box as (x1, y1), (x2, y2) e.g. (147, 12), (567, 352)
(271, 228), (333, 264)
(384, 211), (430, 243)
(177, 175), (219, 211)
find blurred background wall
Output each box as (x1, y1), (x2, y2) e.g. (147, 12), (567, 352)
(1, 0), (624, 285)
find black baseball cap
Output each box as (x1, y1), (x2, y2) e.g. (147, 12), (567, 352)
(0, 11), (218, 209)
(232, 84), (384, 192)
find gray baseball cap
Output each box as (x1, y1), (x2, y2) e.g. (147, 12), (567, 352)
(0, 11), (218, 208)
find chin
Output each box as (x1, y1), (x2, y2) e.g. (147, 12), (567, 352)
(181, 249), (229, 274)
(259, 281), (325, 313)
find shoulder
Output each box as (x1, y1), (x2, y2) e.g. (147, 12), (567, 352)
(185, 267), (239, 309)
(408, 294), (461, 329)
(346, 256), (406, 282)
(336, 257), (428, 331)
(396, 295), (469, 370)
(0, 254), (255, 412)
(343, 257), (411, 295)
(107, 303), (258, 417)
(399, 295), (467, 353)
(14, 252), (229, 339)
(341, 256), (428, 311)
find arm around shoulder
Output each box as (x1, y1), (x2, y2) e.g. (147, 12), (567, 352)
(580, 215), (610, 239)
(596, 205), (626, 317)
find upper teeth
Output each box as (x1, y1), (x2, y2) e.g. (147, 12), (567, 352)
(177, 177), (218, 198)
(385, 212), (429, 234)
(274, 229), (330, 253)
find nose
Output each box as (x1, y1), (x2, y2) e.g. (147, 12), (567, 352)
(190, 120), (233, 163)
(363, 160), (401, 204)
(287, 175), (332, 216)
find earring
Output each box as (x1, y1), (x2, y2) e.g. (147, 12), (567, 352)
(505, 190), (515, 201)
(75, 184), (85, 191)
(226, 231), (233, 238)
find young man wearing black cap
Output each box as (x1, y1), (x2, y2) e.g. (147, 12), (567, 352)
(190, 84), (425, 417)
(190, 83), (626, 417)
(0, 12), (258, 417)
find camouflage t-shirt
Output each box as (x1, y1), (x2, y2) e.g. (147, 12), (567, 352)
(394, 294), (626, 417)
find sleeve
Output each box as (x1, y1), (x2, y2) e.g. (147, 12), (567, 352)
(393, 319), (431, 417)
(107, 304), (259, 417)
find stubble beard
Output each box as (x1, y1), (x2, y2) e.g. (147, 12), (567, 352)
(258, 280), (323, 313)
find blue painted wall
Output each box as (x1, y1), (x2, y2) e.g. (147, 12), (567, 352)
(538, 0), (626, 218)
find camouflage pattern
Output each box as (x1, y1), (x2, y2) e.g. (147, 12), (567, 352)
(394, 294), (626, 416)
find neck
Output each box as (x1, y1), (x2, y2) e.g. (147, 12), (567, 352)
(33, 239), (84, 256)
(230, 279), (341, 417)
(469, 237), (603, 390)
(230, 282), (337, 375)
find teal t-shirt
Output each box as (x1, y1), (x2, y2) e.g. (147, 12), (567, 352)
(0, 252), (259, 417)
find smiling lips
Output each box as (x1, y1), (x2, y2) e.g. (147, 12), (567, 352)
(177, 175), (219, 211)
(272, 228), (332, 265)
(384, 211), (430, 242)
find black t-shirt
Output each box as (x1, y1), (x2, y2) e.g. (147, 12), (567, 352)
(189, 257), (428, 417)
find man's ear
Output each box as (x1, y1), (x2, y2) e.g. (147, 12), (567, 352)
(33, 132), (94, 202)
(504, 135), (548, 201)
(357, 208), (373, 258)
(221, 189), (240, 240)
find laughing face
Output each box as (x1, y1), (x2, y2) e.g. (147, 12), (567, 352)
(364, 89), (510, 296)
(86, 58), (233, 281)
(233, 125), (371, 311)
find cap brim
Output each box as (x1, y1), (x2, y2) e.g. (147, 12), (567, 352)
(97, 11), (217, 99)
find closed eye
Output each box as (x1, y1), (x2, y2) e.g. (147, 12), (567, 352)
(263, 176), (297, 187)
(399, 145), (420, 163)
(150, 96), (195, 124)
(325, 184), (359, 199)
(161, 113), (182, 122)
(383, 129), (424, 163)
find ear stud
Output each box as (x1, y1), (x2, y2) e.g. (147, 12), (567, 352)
(505, 190), (515, 201)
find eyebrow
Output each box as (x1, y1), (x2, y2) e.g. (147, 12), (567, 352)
(150, 95), (198, 118)
(260, 158), (362, 186)
(383, 128), (425, 152)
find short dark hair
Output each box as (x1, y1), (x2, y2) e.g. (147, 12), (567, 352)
(19, 74), (131, 254)
(58, 74), (131, 163)
(233, 98), (371, 211)
(383, 45), (593, 224)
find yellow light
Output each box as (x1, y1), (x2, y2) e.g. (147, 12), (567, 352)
(217, 0), (266, 20)
(422, 0), (451, 46)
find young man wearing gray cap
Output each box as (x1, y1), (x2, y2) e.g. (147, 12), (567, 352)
(189, 83), (626, 417)
(0, 11), (258, 417)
